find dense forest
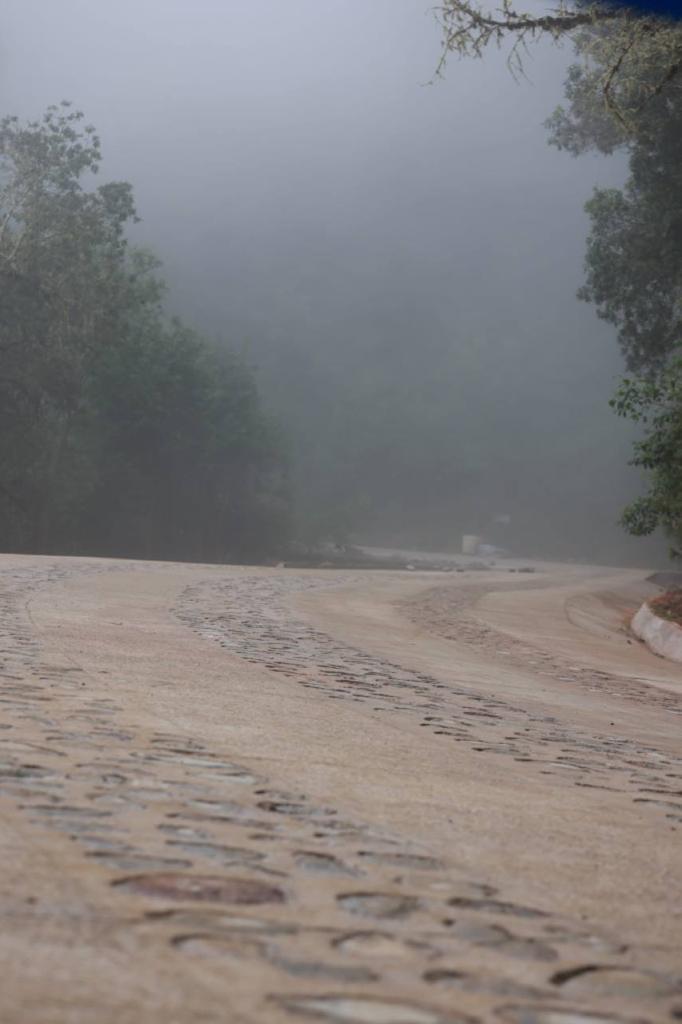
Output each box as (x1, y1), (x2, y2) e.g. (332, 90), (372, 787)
(0, 106), (289, 561)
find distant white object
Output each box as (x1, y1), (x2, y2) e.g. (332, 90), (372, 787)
(461, 534), (480, 555)
(631, 602), (682, 663)
(477, 543), (498, 557)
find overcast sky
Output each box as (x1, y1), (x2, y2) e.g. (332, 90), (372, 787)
(0, 0), (621, 324)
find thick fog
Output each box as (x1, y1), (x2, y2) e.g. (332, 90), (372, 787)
(0, 0), (661, 563)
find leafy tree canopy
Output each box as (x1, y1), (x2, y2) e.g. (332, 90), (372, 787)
(612, 357), (682, 555)
(437, 2), (682, 553)
(436, 0), (682, 126)
(0, 104), (289, 561)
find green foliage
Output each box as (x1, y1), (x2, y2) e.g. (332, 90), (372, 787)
(0, 106), (289, 561)
(437, 1), (682, 124)
(545, 17), (682, 556)
(547, 23), (682, 373)
(611, 360), (682, 555)
(579, 171), (681, 373)
(438, 4), (682, 558)
(437, 6), (682, 375)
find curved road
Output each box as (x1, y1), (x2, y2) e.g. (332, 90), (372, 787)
(0, 554), (679, 1023)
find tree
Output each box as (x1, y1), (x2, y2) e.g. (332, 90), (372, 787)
(0, 105), (290, 560)
(0, 103), (137, 548)
(611, 358), (682, 555)
(543, 15), (682, 373)
(84, 287), (290, 561)
(436, 1), (682, 125)
(435, 5), (682, 376)
(545, 14), (682, 550)
(437, 2), (682, 555)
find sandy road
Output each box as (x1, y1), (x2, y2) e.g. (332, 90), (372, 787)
(0, 554), (679, 1024)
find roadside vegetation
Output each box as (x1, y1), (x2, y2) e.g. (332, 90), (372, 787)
(0, 105), (290, 562)
(438, 1), (682, 557)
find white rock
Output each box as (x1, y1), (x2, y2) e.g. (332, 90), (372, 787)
(631, 602), (682, 664)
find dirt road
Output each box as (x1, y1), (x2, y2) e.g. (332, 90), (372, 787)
(0, 554), (679, 1023)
